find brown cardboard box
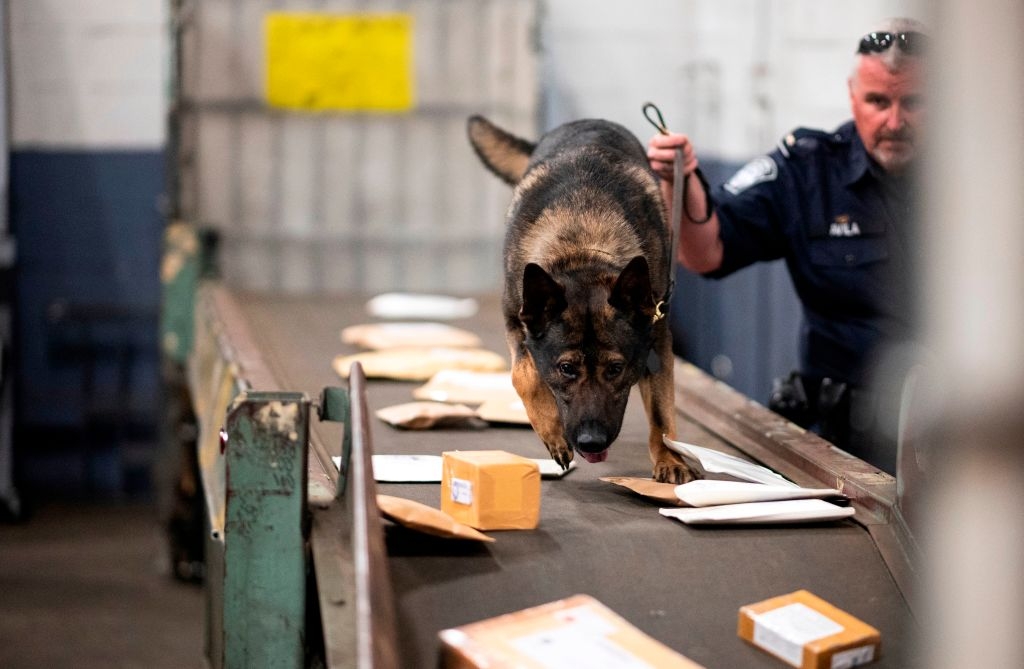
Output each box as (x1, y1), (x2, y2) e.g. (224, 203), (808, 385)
(439, 594), (705, 669)
(738, 590), (881, 668)
(441, 450), (540, 530)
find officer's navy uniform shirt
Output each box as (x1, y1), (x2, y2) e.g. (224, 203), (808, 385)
(705, 121), (913, 387)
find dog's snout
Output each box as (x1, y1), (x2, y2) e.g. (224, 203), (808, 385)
(575, 422), (609, 453)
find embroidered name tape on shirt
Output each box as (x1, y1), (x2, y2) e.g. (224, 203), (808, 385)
(724, 156), (778, 195)
(829, 214), (862, 237)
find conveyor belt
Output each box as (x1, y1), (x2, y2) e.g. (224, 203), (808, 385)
(228, 290), (915, 668)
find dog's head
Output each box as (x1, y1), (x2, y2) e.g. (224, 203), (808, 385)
(519, 256), (657, 463)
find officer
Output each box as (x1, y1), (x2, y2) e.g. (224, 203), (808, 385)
(646, 17), (926, 473)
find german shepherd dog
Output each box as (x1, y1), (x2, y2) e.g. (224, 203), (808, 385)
(467, 116), (693, 484)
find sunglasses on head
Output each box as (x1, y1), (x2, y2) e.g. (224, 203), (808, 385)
(857, 31), (926, 55)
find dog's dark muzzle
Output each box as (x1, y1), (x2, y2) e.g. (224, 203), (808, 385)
(572, 421), (611, 463)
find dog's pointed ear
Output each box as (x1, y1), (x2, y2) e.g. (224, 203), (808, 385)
(467, 115), (536, 186)
(520, 263), (567, 336)
(609, 256), (656, 320)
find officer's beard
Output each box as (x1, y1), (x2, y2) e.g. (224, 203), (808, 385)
(871, 127), (917, 175)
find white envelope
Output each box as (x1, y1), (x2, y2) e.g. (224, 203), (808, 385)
(674, 480), (843, 507)
(663, 436), (796, 487)
(365, 293), (479, 320)
(337, 454), (576, 482)
(659, 499), (855, 525)
(536, 458), (577, 478)
(371, 454), (443, 482)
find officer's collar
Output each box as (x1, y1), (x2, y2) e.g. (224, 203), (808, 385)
(843, 124), (874, 187)
(844, 124), (918, 187)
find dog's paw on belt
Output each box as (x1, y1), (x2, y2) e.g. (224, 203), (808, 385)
(546, 441), (577, 470)
(653, 460), (695, 485)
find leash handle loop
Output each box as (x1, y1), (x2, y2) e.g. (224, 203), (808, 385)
(641, 102), (714, 227)
(643, 102), (670, 136)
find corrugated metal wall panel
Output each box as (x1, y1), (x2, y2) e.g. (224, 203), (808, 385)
(176, 0), (538, 294)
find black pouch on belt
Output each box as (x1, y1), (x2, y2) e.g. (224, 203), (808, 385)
(768, 371), (813, 426)
(816, 377), (850, 447)
(769, 372), (851, 448)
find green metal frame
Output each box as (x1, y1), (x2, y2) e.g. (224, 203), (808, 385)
(160, 222), (218, 365)
(222, 391), (310, 669)
(318, 386), (352, 495)
(181, 279), (400, 668)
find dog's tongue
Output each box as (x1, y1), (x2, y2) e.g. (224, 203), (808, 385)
(579, 449), (608, 464)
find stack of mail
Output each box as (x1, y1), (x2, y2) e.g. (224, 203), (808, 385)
(659, 437), (854, 525)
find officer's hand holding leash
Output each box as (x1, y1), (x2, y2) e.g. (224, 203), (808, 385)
(646, 130), (700, 181)
(643, 103), (721, 273)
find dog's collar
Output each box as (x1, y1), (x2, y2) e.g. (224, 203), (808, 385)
(652, 283), (672, 324)
(652, 299), (668, 323)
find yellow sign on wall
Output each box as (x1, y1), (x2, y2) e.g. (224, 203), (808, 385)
(265, 12), (414, 112)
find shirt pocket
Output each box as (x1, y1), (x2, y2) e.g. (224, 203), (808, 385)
(809, 237), (889, 268)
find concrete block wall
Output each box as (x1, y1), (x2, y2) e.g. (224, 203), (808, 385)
(10, 0), (166, 149)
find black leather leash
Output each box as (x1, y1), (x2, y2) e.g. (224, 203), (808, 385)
(641, 103), (714, 330)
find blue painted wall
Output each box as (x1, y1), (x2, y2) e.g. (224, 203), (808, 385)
(668, 159), (802, 404)
(11, 150), (164, 494)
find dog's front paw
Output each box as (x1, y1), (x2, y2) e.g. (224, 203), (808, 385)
(544, 439), (575, 471)
(652, 458), (695, 484)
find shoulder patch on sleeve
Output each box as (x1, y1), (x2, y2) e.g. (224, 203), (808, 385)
(723, 156), (778, 195)
(780, 127), (835, 159)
